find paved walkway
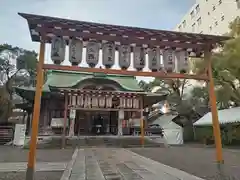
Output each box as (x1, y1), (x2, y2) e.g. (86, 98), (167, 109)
(0, 162), (67, 172)
(62, 148), (205, 180)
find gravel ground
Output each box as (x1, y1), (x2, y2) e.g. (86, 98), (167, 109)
(130, 146), (240, 180)
(0, 171), (63, 180)
(0, 146), (74, 162)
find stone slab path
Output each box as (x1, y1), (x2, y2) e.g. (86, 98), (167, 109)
(62, 148), (205, 180)
(0, 162), (67, 172)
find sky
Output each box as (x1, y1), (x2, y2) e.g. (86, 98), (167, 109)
(0, 0), (195, 82)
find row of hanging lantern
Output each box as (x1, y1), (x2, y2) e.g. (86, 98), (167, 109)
(51, 36), (189, 73)
(69, 94), (140, 109)
(69, 94), (113, 108)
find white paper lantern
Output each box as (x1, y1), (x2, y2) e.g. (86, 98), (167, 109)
(133, 98), (140, 109)
(77, 95), (84, 107)
(69, 39), (83, 66)
(148, 47), (161, 72)
(119, 97), (126, 108)
(133, 47), (145, 71)
(98, 96), (106, 108)
(162, 49), (175, 72)
(102, 42), (115, 68)
(84, 95), (92, 108)
(126, 98), (133, 108)
(119, 45), (131, 70)
(86, 41), (100, 68)
(106, 96), (113, 108)
(71, 95), (76, 106)
(51, 36), (66, 65)
(175, 51), (189, 73)
(91, 96), (98, 107)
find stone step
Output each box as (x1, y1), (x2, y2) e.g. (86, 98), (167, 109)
(73, 137), (162, 148)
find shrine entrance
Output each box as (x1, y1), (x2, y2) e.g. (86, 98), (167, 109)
(19, 12), (231, 180)
(74, 110), (118, 136)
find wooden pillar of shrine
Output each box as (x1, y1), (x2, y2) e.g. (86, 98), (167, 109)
(140, 96), (144, 146)
(62, 93), (68, 148)
(118, 110), (124, 136)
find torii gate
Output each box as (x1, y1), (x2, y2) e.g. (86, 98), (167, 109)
(19, 12), (230, 180)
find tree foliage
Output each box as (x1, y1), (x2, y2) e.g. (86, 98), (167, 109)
(192, 16), (240, 109)
(139, 17), (240, 123)
(0, 44), (38, 122)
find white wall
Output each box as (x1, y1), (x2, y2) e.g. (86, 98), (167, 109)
(175, 0), (240, 35)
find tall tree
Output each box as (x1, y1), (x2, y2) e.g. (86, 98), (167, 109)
(192, 16), (240, 109)
(0, 44), (38, 122)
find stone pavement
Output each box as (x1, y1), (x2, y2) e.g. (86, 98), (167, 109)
(62, 148), (205, 180)
(0, 162), (67, 172)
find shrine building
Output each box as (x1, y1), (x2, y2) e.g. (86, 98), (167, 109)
(15, 70), (166, 136)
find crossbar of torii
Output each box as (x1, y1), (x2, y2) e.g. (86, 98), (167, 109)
(19, 12), (230, 180)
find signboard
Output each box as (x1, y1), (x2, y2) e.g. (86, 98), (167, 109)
(13, 124), (26, 146)
(69, 109), (76, 119)
(51, 118), (68, 128)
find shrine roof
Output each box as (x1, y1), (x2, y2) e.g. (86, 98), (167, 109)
(45, 70), (142, 91)
(19, 12), (231, 51)
(15, 70), (143, 100)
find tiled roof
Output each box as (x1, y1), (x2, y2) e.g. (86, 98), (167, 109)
(18, 13), (231, 53)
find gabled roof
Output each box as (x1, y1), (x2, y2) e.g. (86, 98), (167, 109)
(45, 70), (142, 91)
(15, 70), (168, 106)
(15, 70), (143, 100)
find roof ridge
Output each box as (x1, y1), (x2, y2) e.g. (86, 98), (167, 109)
(48, 69), (135, 78)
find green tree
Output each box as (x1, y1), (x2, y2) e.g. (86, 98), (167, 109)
(192, 16), (240, 109)
(0, 44), (38, 122)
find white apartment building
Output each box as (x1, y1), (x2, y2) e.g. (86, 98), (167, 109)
(175, 0), (240, 35)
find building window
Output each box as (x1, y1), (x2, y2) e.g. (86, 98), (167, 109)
(196, 5), (200, 13)
(237, 0), (240, 9)
(192, 23), (196, 32)
(190, 10), (195, 19)
(197, 17), (202, 26)
(215, 21), (218, 26)
(209, 26), (212, 31)
(219, 0), (222, 5)
(208, 12), (210, 15)
(221, 15), (225, 21)
(213, 6), (216, 11)
(183, 20), (186, 28)
(178, 25), (182, 31)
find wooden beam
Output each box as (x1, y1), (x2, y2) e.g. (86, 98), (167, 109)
(37, 27), (206, 49)
(43, 64), (209, 81)
(58, 88), (146, 96)
(67, 107), (143, 112)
